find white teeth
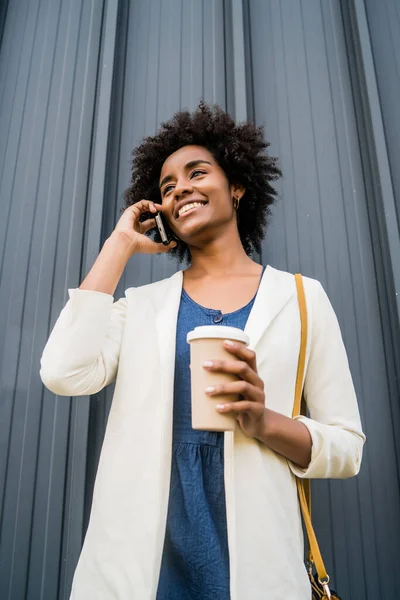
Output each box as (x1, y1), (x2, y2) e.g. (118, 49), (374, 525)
(178, 202), (206, 217)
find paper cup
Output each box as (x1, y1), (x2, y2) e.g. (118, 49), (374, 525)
(187, 325), (250, 431)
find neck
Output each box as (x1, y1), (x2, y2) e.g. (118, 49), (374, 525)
(186, 226), (260, 279)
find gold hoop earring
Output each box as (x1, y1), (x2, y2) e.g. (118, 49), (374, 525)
(233, 196), (240, 210)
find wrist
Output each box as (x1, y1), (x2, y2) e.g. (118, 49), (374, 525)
(254, 408), (273, 444)
(108, 231), (136, 256)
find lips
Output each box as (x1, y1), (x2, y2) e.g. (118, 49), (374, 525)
(175, 200), (208, 219)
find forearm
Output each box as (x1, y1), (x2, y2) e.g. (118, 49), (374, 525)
(40, 287), (126, 396)
(255, 409), (312, 469)
(79, 232), (133, 295)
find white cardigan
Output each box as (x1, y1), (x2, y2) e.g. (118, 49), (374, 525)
(40, 266), (365, 600)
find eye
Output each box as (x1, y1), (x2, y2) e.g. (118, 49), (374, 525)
(163, 184), (174, 195)
(190, 169), (206, 178)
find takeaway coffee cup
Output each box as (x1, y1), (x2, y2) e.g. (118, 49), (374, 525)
(187, 325), (250, 432)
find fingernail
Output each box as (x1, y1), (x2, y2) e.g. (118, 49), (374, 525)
(203, 361), (213, 367)
(205, 386), (215, 393)
(224, 340), (234, 346)
(216, 404), (225, 411)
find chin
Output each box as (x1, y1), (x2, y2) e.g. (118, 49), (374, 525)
(179, 225), (222, 249)
(176, 217), (212, 239)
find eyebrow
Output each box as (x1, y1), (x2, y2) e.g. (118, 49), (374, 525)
(159, 160), (212, 190)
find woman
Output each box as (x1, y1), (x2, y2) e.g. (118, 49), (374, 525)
(40, 103), (365, 600)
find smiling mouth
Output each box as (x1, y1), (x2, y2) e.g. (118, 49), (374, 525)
(177, 201), (208, 219)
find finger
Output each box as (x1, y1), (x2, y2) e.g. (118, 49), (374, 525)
(203, 358), (262, 388)
(140, 218), (156, 234)
(205, 380), (264, 403)
(158, 240), (178, 253)
(214, 400), (265, 416)
(140, 237), (177, 254)
(130, 200), (161, 219)
(222, 340), (258, 372)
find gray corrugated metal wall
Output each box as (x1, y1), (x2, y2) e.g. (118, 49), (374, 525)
(0, 1), (107, 598)
(0, 1), (399, 599)
(364, 0), (400, 222)
(246, 2), (400, 598)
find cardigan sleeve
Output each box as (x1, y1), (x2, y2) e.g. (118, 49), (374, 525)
(40, 288), (127, 397)
(288, 280), (366, 479)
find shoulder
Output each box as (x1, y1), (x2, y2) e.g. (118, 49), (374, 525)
(266, 266), (334, 326)
(267, 265), (323, 297)
(123, 270), (183, 300)
(267, 266), (341, 342)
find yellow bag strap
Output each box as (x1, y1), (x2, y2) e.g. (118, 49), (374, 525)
(293, 274), (329, 584)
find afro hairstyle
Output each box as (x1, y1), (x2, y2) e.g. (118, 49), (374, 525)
(123, 101), (282, 262)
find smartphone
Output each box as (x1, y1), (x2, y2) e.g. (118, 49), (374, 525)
(155, 211), (177, 245)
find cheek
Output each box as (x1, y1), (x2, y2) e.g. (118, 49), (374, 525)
(204, 177), (231, 199)
(161, 194), (173, 210)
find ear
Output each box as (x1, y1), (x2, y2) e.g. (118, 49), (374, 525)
(230, 183), (245, 200)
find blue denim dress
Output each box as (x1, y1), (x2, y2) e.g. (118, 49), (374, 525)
(156, 268), (265, 600)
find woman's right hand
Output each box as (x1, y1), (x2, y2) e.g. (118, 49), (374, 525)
(113, 200), (177, 256)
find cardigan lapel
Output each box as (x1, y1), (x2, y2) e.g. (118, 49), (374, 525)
(245, 265), (295, 350)
(226, 266), (295, 600)
(155, 270), (184, 395)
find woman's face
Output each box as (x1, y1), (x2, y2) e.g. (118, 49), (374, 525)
(159, 145), (243, 245)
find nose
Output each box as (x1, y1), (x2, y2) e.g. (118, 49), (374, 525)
(174, 175), (193, 199)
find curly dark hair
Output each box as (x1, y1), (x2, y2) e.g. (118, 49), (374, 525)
(123, 101), (282, 262)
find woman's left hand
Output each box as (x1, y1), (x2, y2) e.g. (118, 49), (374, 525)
(204, 340), (267, 439)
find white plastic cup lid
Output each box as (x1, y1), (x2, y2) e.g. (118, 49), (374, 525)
(187, 325), (249, 345)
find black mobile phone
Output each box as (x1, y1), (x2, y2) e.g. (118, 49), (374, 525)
(154, 211), (177, 245)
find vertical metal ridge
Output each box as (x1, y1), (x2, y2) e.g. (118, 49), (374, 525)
(279, 0), (301, 270)
(230, 0), (247, 121)
(189, 0), (196, 107)
(0, 0), (10, 51)
(83, 0), (120, 272)
(201, 0), (205, 98)
(299, 0), (329, 280)
(267, 0), (287, 267)
(0, 1), (27, 177)
(383, 0), (400, 66)
(241, 0), (255, 124)
(105, 0), (129, 245)
(212, 0), (217, 99)
(179, 0), (184, 107)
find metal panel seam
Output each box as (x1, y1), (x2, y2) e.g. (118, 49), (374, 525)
(230, 0), (247, 122)
(84, 0), (121, 272)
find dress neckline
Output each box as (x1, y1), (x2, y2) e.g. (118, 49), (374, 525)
(181, 265), (267, 317)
